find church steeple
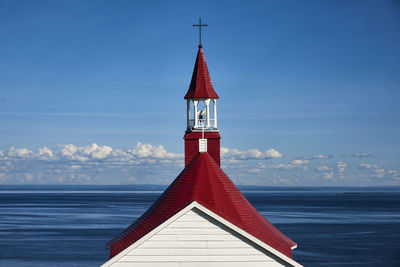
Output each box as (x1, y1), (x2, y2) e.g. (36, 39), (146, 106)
(184, 46), (221, 166)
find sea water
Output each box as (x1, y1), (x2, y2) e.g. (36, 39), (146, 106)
(0, 185), (399, 266)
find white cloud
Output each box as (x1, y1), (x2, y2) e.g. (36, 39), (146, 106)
(273, 159), (309, 170)
(37, 146), (54, 160)
(61, 144), (80, 160)
(274, 163), (293, 170)
(358, 163), (385, 178)
(246, 162), (268, 175)
(0, 143), (397, 186)
(256, 162), (267, 169)
(291, 159), (309, 165)
(2, 142), (182, 165)
(374, 168), (385, 178)
(388, 170), (398, 178)
(90, 144), (112, 159)
(70, 165), (82, 170)
(131, 142), (180, 159)
(353, 153), (374, 158)
(310, 154), (331, 159)
(299, 154), (332, 160)
(221, 147), (283, 160)
(358, 163), (378, 170)
(315, 162), (346, 179)
(336, 161), (347, 173)
(316, 165), (330, 172)
(111, 149), (131, 159)
(323, 172), (334, 179)
(264, 149), (283, 158)
(8, 147), (33, 158)
(60, 143), (113, 161)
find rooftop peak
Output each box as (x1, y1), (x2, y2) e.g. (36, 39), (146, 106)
(184, 47), (219, 99)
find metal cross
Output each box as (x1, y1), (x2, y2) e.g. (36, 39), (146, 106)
(193, 17), (208, 47)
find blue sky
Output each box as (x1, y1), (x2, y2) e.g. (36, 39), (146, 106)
(0, 0), (399, 185)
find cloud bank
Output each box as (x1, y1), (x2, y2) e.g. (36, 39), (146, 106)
(0, 144), (398, 186)
(352, 153), (375, 158)
(0, 143), (285, 184)
(221, 147), (283, 160)
(2, 143), (182, 163)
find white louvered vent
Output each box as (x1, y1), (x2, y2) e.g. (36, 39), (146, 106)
(199, 139), (207, 153)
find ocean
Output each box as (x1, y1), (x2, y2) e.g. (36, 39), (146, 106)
(0, 185), (399, 266)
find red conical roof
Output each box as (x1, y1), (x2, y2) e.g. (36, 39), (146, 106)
(184, 46), (219, 99)
(107, 152), (296, 259)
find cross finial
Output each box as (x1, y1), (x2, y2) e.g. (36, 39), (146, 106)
(193, 17), (208, 48)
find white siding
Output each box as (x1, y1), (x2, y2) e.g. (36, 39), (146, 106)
(109, 262), (284, 267)
(111, 208), (287, 267)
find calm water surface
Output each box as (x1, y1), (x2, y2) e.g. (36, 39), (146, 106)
(0, 185), (399, 266)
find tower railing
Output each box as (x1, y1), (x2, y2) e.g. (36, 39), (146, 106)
(188, 119), (217, 130)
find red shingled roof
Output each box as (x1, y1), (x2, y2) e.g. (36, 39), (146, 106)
(107, 152), (296, 259)
(184, 46), (219, 99)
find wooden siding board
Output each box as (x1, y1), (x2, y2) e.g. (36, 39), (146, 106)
(137, 240), (251, 249)
(158, 228), (225, 235)
(177, 214), (210, 222)
(110, 263), (179, 267)
(148, 235), (179, 241)
(178, 234), (236, 241)
(128, 248), (263, 256)
(116, 208), (284, 265)
(118, 255), (274, 262)
(179, 262), (284, 267)
(110, 262), (283, 267)
(168, 221), (219, 228)
(138, 241), (208, 248)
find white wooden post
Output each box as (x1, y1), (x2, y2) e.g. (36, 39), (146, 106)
(205, 99), (210, 128)
(194, 100), (198, 128)
(213, 99), (217, 129)
(187, 99), (190, 130)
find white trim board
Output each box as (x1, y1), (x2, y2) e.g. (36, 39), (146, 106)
(101, 201), (303, 267)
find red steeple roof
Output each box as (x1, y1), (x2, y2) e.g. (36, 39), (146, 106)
(107, 152), (296, 259)
(184, 46), (219, 99)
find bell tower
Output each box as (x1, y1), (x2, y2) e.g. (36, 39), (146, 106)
(184, 45), (221, 166)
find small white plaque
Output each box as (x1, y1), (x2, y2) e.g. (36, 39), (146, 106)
(199, 139), (207, 153)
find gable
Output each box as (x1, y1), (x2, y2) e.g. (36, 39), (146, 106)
(102, 202), (302, 267)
